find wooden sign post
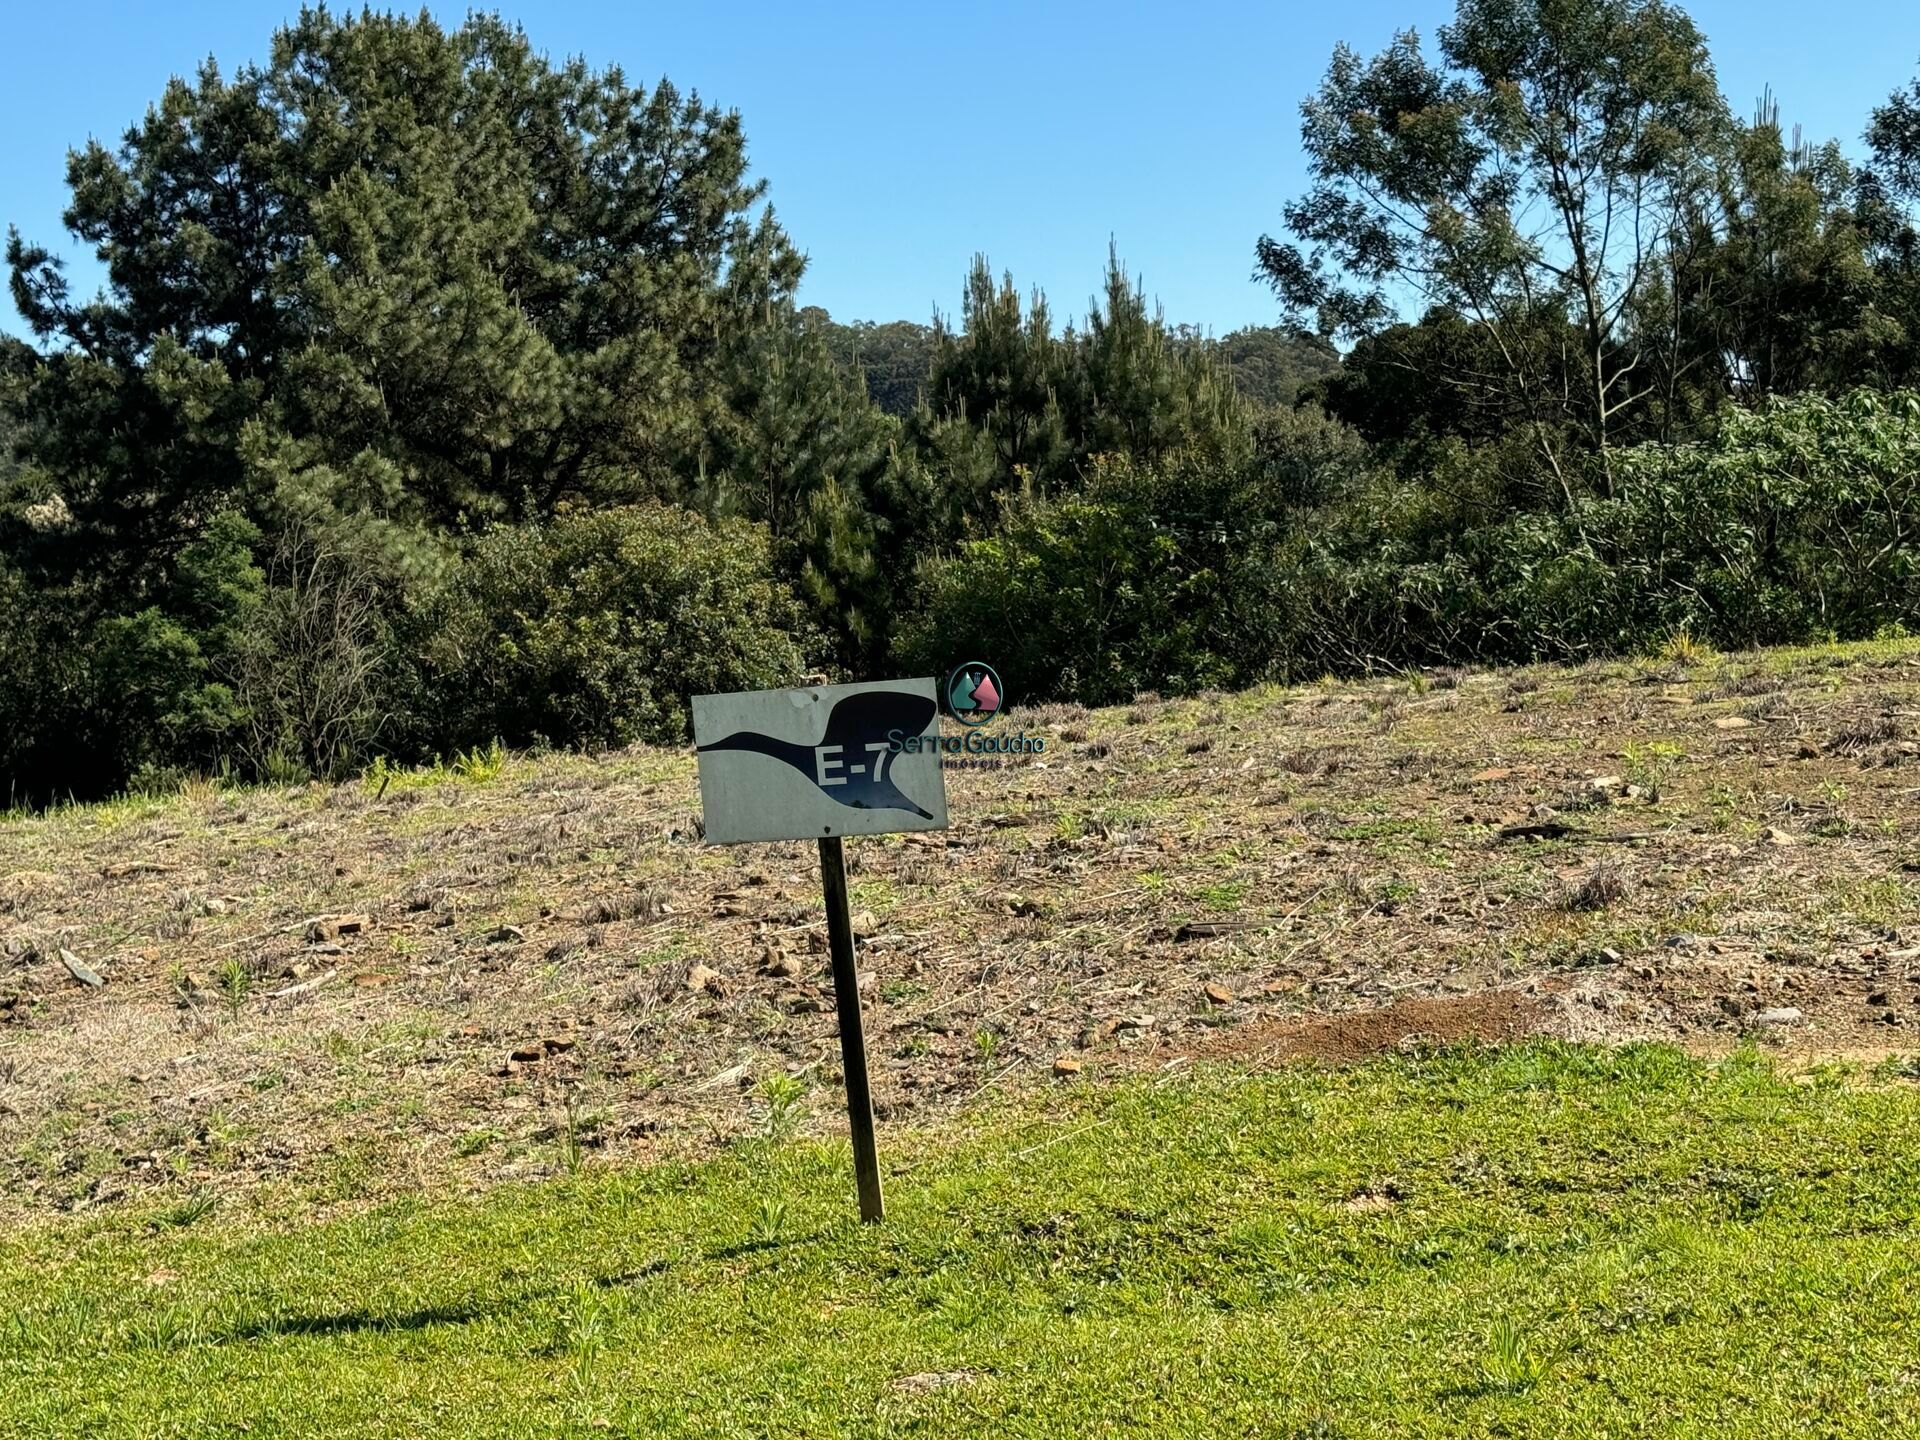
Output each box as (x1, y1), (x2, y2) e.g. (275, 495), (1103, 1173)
(692, 679), (950, 1223)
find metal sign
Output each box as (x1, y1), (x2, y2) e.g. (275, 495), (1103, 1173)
(691, 677), (955, 1224)
(692, 679), (949, 844)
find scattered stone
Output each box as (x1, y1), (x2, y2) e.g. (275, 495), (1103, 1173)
(764, 953), (802, 979)
(1754, 1006), (1803, 1026)
(1174, 921), (1259, 942)
(1115, 1013), (1156, 1031)
(1203, 983), (1236, 1006)
(488, 924), (525, 945)
(687, 963), (725, 997)
(1714, 716), (1755, 730)
(102, 861), (174, 879)
(1498, 820), (1578, 842)
(58, 949), (104, 988)
(306, 914), (369, 943)
(1868, 990), (1891, 1007)
(1469, 767), (1513, 782)
(1761, 826), (1799, 846)
(1052, 1056), (1083, 1078)
(542, 1035), (577, 1054)
(1588, 775), (1626, 793)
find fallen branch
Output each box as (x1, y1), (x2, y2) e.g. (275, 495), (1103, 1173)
(268, 970), (340, 999)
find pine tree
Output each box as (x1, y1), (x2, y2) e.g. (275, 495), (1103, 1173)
(0, 8), (830, 796)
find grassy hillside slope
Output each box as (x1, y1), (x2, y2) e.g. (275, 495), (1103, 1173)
(4, 1045), (1919, 1437)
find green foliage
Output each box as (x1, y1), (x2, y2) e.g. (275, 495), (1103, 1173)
(361, 740), (505, 797)
(757, 1073), (808, 1144)
(1261, 0), (1730, 475)
(403, 503), (806, 753)
(7, 11), (803, 530)
(0, 510), (261, 803)
(701, 314), (904, 670)
(1262, 389), (1920, 670)
(1480, 1317), (1550, 1394)
(215, 957), (252, 1021)
(0, 9), (824, 799)
(902, 249), (1249, 537)
(8, 6), (1920, 786)
(898, 403), (1396, 702)
(900, 455), (1257, 705)
(449, 740), (508, 784)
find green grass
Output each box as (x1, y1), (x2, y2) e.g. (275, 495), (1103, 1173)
(4, 1044), (1920, 1437)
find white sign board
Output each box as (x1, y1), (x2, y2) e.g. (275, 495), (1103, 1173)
(692, 678), (950, 844)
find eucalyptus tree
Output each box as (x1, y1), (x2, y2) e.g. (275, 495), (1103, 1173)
(1258, 0), (1731, 497)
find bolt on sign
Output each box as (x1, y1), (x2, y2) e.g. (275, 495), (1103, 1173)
(692, 678), (951, 1222)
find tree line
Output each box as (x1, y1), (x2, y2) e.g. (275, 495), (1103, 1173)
(4, 1), (1920, 804)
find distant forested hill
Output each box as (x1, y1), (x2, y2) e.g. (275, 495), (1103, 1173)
(798, 309), (937, 417)
(1211, 326), (1341, 409)
(803, 307), (1339, 417)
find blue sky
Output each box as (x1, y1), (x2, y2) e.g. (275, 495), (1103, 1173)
(2, 1), (1916, 338)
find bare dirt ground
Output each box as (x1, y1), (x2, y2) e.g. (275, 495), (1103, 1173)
(4, 639), (1920, 1217)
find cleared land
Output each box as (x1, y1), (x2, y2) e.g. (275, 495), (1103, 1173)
(4, 638), (1919, 1215)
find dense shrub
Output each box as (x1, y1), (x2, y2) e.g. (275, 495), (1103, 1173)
(1262, 390), (1920, 671)
(897, 493), (1233, 707)
(401, 503), (807, 753)
(1599, 389), (1920, 645)
(0, 513), (262, 804)
(895, 450), (1314, 705)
